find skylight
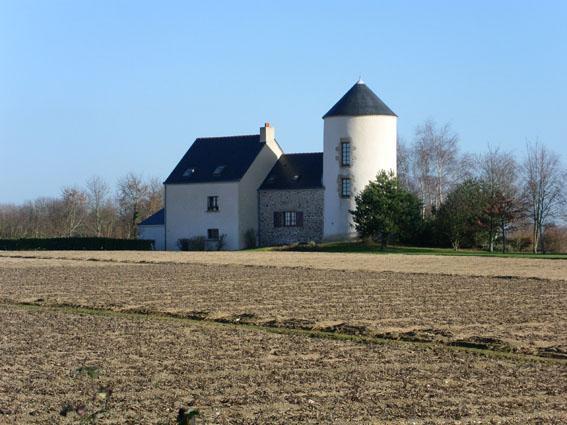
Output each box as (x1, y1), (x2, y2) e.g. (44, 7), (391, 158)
(213, 165), (226, 176)
(183, 167), (196, 177)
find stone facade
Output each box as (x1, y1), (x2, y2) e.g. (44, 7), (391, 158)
(258, 189), (324, 246)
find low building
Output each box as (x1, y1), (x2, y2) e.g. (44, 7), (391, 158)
(137, 208), (165, 250)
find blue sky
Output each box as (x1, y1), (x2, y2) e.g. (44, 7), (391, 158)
(1, 1), (566, 203)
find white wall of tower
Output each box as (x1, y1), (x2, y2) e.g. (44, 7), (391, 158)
(322, 115), (397, 239)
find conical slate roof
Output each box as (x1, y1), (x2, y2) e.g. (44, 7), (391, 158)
(323, 80), (397, 118)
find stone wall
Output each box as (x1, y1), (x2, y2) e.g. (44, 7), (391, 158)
(258, 189), (324, 246)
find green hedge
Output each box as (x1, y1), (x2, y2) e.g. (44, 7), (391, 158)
(0, 237), (153, 251)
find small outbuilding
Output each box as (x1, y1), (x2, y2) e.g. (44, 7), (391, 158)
(137, 208), (165, 250)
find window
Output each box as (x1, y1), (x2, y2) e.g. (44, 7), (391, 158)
(213, 165), (226, 176)
(341, 177), (351, 197)
(207, 228), (219, 240)
(207, 196), (219, 211)
(183, 167), (196, 177)
(284, 211), (297, 227)
(341, 141), (351, 166)
(274, 211), (303, 227)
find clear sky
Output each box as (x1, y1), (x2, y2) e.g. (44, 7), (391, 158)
(1, 1), (566, 203)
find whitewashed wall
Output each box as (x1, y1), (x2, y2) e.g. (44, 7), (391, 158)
(238, 143), (281, 246)
(322, 115), (397, 240)
(165, 182), (240, 250)
(138, 225), (165, 250)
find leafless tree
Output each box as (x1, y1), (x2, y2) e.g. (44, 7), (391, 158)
(117, 173), (149, 238)
(478, 146), (521, 252)
(86, 176), (111, 237)
(521, 141), (566, 253)
(146, 176), (164, 214)
(0, 204), (21, 238)
(396, 137), (413, 191)
(60, 187), (88, 237)
(412, 120), (460, 215)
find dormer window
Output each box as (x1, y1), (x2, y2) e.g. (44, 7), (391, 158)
(183, 167), (196, 177)
(213, 165), (226, 176)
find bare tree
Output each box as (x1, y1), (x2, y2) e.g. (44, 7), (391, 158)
(0, 204), (21, 238)
(521, 141), (566, 253)
(116, 173), (148, 238)
(146, 176), (164, 214)
(412, 120), (460, 215)
(60, 187), (88, 237)
(86, 176), (110, 237)
(479, 146), (521, 252)
(397, 137), (413, 191)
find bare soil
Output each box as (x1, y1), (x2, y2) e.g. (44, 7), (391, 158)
(1, 258), (565, 357)
(0, 252), (566, 423)
(1, 306), (566, 424)
(1, 249), (566, 280)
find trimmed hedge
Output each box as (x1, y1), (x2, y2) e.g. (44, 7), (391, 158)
(0, 237), (153, 251)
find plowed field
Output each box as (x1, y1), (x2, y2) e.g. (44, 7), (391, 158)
(0, 252), (565, 424)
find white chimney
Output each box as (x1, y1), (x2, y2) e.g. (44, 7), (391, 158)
(260, 122), (275, 143)
(260, 122), (282, 156)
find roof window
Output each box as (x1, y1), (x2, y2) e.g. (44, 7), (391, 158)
(183, 167), (196, 177)
(213, 165), (226, 176)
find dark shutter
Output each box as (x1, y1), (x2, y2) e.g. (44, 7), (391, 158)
(297, 211), (303, 227)
(273, 212), (282, 228)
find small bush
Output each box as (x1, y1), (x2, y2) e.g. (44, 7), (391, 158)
(217, 234), (226, 250)
(177, 237), (206, 251)
(243, 228), (256, 249)
(0, 237), (152, 251)
(280, 241), (320, 252)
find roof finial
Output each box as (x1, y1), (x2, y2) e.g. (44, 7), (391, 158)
(357, 75), (364, 85)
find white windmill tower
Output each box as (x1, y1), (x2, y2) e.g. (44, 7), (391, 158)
(322, 79), (398, 240)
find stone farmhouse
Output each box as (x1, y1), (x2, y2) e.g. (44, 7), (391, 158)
(138, 80), (397, 250)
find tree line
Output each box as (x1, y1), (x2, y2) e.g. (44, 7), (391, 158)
(358, 120), (566, 253)
(0, 174), (163, 240)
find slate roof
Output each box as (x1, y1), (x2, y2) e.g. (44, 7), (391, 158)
(164, 135), (264, 184)
(138, 208), (164, 226)
(259, 153), (323, 190)
(323, 81), (397, 118)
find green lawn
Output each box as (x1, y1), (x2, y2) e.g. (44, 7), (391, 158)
(258, 241), (567, 259)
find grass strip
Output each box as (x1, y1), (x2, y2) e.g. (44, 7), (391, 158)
(2, 301), (564, 365)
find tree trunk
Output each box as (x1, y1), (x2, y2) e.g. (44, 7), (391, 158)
(532, 225), (539, 254)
